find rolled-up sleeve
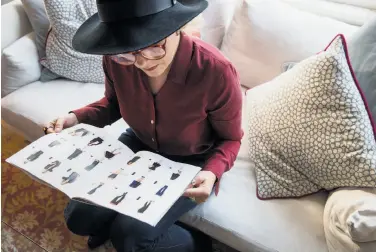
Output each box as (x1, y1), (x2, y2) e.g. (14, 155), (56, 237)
(204, 63), (244, 194)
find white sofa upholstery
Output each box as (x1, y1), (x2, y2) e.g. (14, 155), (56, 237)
(2, 77), (329, 252)
(2, 1), (374, 252)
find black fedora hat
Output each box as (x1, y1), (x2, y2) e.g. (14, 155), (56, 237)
(72, 0), (208, 55)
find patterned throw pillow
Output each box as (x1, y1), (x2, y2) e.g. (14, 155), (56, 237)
(245, 34), (376, 199)
(41, 0), (104, 83)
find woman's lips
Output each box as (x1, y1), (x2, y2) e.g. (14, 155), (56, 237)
(145, 65), (158, 71)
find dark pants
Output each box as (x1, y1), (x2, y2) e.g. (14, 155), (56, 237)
(64, 128), (212, 252)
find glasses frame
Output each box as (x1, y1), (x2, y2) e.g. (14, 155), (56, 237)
(112, 39), (167, 65)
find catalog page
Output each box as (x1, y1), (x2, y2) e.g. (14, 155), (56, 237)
(77, 151), (201, 226)
(6, 124), (202, 226)
(5, 124), (135, 198)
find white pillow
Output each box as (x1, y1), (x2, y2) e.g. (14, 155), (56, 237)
(324, 188), (376, 252)
(200, 0), (241, 48)
(282, 0), (376, 26)
(220, 0), (358, 89)
(1, 32), (41, 97)
(324, 0), (376, 10)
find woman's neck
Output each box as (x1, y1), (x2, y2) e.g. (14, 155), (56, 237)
(148, 63), (172, 94)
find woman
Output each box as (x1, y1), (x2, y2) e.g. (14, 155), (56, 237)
(45, 0), (243, 251)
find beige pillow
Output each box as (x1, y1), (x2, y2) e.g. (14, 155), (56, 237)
(221, 0), (357, 89)
(245, 34), (376, 199)
(324, 188), (376, 252)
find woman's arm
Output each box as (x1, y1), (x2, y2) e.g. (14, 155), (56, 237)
(70, 57), (121, 127)
(204, 63), (244, 188)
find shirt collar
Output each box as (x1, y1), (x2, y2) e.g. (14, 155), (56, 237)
(167, 31), (193, 85)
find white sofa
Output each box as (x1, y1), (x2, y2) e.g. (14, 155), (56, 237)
(1, 1), (375, 252)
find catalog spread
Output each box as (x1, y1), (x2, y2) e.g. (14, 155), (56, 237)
(5, 124), (201, 227)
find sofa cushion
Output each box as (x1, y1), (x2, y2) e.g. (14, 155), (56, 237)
(1, 79), (106, 142)
(221, 0), (358, 89)
(245, 34), (376, 199)
(1, 0), (32, 51)
(324, 188), (376, 252)
(41, 0), (104, 84)
(1, 78), (325, 252)
(180, 157), (328, 252)
(347, 17), (376, 123)
(1, 32), (41, 97)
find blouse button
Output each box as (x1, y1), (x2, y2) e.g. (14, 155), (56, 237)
(152, 138), (155, 142)
(151, 120), (154, 124)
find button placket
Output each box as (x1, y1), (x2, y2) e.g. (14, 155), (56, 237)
(151, 97), (158, 151)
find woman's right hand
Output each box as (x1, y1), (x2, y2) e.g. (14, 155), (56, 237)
(44, 113), (79, 134)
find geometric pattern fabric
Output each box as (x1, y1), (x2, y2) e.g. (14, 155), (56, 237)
(246, 35), (376, 199)
(41, 0), (104, 83)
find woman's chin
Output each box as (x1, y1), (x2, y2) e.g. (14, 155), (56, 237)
(143, 67), (164, 77)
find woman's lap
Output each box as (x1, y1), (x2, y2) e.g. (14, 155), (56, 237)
(109, 197), (197, 251)
(64, 197), (198, 249)
(64, 196), (196, 233)
(64, 128), (210, 251)
(118, 128), (209, 167)
(64, 199), (117, 236)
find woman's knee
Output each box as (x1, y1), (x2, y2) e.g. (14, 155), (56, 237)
(110, 214), (158, 251)
(64, 200), (116, 236)
(110, 219), (198, 252)
(64, 200), (84, 234)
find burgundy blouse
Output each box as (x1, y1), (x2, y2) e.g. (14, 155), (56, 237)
(72, 33), (244, 193)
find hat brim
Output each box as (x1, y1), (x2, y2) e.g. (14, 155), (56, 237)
(72, 1), (208, 55)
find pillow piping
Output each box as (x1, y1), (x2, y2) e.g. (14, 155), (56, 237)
(326, 34), (376, 138)
(251, 33), (376, 200)
(39, 27), (52, 63)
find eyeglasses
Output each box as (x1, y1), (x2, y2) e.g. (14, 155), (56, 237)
(111, 39), (166, 65)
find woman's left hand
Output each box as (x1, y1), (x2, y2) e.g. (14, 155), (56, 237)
(183, 171), (217, 204)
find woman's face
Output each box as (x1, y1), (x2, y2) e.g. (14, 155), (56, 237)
(134, 32), (181, 77)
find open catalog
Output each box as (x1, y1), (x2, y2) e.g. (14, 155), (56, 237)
(6, 124), (201, 227)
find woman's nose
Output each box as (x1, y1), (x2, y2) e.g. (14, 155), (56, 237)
(134, 54), (147, 68)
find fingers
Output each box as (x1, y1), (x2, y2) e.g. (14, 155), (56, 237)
(183, 172), (209, 196)
(45, 127), (55, 134)
(185, 182), (194, 190)
(54, 117), (65, 133)
(185, 173), (203, 191)
(183, 186), (210, 198)
(183, 187), (210, 204)
(44, 117), (63, 134)
(191, 173), (205, 186)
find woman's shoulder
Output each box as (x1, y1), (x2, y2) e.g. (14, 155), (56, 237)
(102, 55), (135, 81)
(191, 37), (234, 72)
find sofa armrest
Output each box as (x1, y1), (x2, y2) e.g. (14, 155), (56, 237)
(1, 0), (33, 51)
